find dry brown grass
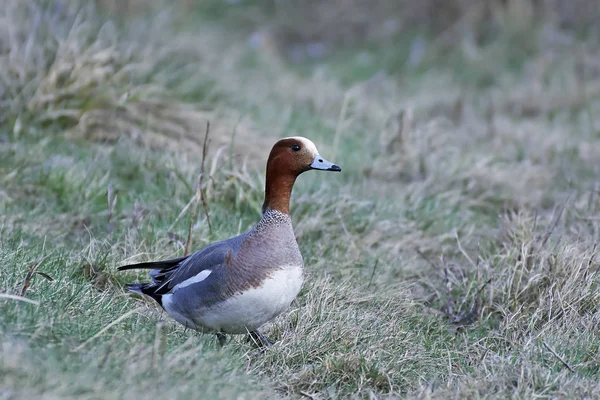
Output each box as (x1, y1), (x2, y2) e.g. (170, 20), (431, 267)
(2, 0), (600, 398)
(0, 0), (273, 164)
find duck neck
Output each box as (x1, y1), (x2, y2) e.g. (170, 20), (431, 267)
(262, 170), (297, 215)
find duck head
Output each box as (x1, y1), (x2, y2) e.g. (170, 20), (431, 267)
(262, 137), (341, 214)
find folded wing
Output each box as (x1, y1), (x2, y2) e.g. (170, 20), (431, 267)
(117, 233), (247, 305)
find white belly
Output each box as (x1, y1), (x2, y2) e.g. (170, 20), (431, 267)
(165, 265), (304, 334)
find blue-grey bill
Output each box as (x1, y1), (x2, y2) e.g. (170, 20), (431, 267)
(310, 155), (342, 172)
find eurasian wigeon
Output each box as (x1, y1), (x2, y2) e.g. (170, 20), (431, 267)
(118, 137), (341, 346)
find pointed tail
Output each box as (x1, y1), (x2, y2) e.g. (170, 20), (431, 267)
(126, 283), (145, 295)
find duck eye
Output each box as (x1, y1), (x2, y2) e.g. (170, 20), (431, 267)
(291, 144), (301, 152)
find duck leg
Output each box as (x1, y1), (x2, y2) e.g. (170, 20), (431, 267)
(247, 330), (273, 347)
(216, 331), (227, 346)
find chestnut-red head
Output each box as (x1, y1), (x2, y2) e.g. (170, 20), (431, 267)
(262, 137), (341, 214)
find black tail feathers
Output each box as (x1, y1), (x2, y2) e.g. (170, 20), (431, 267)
(126, 283), (145, 295)
(125, 282), (163, 307)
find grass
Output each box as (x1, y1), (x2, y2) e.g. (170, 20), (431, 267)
(2, 0), (600, 398)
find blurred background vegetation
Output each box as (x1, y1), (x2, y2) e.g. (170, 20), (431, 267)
(2, 0), (600, 398)
(103, 0), (600, 64)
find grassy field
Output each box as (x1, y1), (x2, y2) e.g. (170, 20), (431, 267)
(2, 0), (600, 398)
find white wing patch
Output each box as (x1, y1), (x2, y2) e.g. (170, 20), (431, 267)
(161, 264), (304, 334)
(172, 269), (212, 291)
(283, 136), (319, 156)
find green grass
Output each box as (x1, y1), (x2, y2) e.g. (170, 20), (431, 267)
(2, 0), (600, 398)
